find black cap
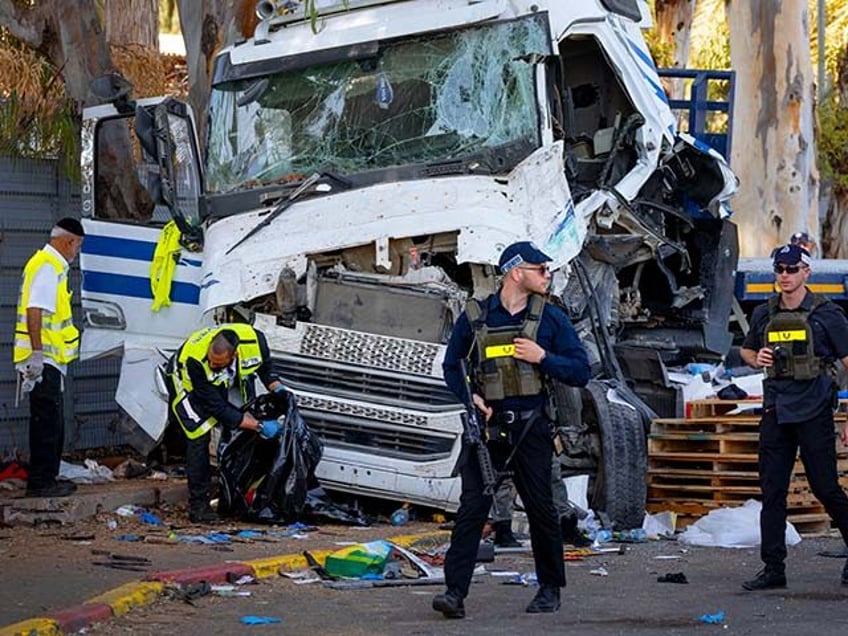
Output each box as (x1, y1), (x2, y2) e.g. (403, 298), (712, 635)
(54, 217), (84, 237)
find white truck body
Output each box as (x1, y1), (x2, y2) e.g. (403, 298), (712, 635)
(79, 0), (737, 515)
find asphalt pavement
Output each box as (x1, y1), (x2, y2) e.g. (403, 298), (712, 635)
(4, 480), (848, 635)
(71, 535), (848, 636)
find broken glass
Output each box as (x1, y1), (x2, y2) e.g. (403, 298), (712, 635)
(205, 13), (551, 193)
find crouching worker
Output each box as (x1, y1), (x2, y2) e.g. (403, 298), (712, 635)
(165, 324), (286, 523)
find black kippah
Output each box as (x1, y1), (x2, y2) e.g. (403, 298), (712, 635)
(218, 329), (240, 348)
(55, 217), (84, 237)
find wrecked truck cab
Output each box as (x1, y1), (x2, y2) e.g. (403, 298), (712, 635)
(79, 0), (738, 528)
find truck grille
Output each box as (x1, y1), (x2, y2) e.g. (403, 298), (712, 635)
(297, 395), (457, 460)
(272, 354), (458, 410)
(300, 324), (441, 376)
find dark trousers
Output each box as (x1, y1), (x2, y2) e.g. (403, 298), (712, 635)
(444, 411), (564, 598)
(27, 365), (65, 489)
(759, 409), (848, 571)
(185, 431), (213, 512)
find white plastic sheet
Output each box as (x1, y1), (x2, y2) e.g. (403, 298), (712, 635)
(678, 499), (801, 548)
(59, 459), (115, 484)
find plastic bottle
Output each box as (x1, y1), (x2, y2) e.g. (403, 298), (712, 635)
(390, 505), (409, 526)
(628, 528), (648, 542)
(592, 529), (612, 543)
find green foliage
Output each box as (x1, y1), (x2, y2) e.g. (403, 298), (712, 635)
(159, 0), (179, 33)
(643, 29), (674, 68)
(818, 98), (848, 192)
(0, 95), (79, 180)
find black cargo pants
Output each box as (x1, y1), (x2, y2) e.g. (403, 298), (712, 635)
(444, 409), (564, 598)
(759, 408), (848, 571)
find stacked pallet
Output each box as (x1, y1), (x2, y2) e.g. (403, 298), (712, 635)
(647, 398), (848, 534)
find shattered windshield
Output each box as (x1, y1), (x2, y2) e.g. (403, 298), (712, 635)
(205, 13), (550, 193)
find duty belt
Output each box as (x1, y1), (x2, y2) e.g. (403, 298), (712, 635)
(491, 408), (539, 425)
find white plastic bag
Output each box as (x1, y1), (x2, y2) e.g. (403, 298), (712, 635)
(679, 499), (801, 548)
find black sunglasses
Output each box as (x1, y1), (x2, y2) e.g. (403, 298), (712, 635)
(773, 264), (803, 275)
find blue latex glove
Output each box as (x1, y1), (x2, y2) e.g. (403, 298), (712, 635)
(273, 384), (287, 393)
(240, 616), (282, 625)
(258, 419), (281, 439)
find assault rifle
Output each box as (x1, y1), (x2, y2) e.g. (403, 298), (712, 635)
(458, 359), (499, 496)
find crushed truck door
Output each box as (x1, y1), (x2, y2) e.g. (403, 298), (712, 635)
(79, 97), (205, 450)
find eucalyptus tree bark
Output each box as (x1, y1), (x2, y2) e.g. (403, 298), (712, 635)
(177, 0), (257, 149)
(727, 0), (819, 258)
(106, 0), (159, 50)
(654, 0), (696, 69)
(0, 0), (152, 219)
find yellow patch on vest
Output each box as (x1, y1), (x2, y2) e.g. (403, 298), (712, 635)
(767, 330), (807, 342)
(485, 344), (515, 358)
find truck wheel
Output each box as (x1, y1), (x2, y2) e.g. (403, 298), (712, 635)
(585, 380), (647, 530)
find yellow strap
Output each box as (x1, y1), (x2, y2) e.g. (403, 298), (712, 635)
(150, 221), (182, 312)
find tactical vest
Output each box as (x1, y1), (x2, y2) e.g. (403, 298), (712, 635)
(763, 294), (829, 381)
(169, 324), (264, 439)
(467, 294), (545, 401)
(14, 248), (79, 366)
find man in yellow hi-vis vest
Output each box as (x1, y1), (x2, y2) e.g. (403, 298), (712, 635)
(14, 218), (84, 498)
(164, 324), (286, 523)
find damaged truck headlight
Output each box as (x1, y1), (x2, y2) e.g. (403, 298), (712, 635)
(82, 300), (127, 330)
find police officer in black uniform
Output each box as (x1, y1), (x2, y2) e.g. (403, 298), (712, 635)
(740, 244), (848, 590)
(432, 242), (590, 618)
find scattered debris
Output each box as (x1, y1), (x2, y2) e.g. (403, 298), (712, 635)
(699, 610), (726, 625)
(240, 616), (282, 625)
(657, 572), (688, 584)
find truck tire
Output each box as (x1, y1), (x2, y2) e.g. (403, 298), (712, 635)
(585, 380), (647, 530)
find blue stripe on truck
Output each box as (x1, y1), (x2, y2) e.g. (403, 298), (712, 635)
(82, 271), (200, 304)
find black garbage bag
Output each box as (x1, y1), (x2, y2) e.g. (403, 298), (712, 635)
(217, 390), (323, 522)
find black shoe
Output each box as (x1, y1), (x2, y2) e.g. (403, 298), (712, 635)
(742, 568), (786, 591)
(493, 520), (522, 548)
(25, 481), (77, 498)
(432, 591), (465, 619)
(560, 515), (591, 548)
(189, 507), (221, 523)
(526, 585), (561, 613)
(842, 559), (848, 585)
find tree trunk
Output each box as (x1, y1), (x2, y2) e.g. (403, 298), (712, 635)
(0, 0), (152, 220)
(177, 0), (257, 149)
(727, 0), (819, 258)
(105, 0), (158, 50)
(654, 0), (696, 69)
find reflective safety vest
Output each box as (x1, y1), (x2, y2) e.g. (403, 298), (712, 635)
(150, 220), (182, 312)
(763, 294), (829, 381)
(467, 293), (545, 401)
(168, 324), (264, 439)
(13, 248), (79, 365)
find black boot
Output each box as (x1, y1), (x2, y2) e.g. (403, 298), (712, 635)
(526, 585), (561, 613)
(560, 515), (591, 547)
(493, 520), (521, 548)
(742, 567), (786, 591)
(189, 505), (221, 524)
(433, 589), (465, 619)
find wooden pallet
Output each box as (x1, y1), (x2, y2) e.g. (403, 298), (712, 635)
(648, 398), (848, 535)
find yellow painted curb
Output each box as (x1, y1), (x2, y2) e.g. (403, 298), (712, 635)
(0, 618), (61, 636)
(387, 531), (451, 548)
(85, 581), (165, 616)
(246, 549), (333, 579)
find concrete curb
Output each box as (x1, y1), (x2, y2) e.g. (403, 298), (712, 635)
(0, 530), (451, 636)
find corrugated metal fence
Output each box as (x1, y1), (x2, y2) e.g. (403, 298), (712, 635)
(0, 156), (125, 458)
